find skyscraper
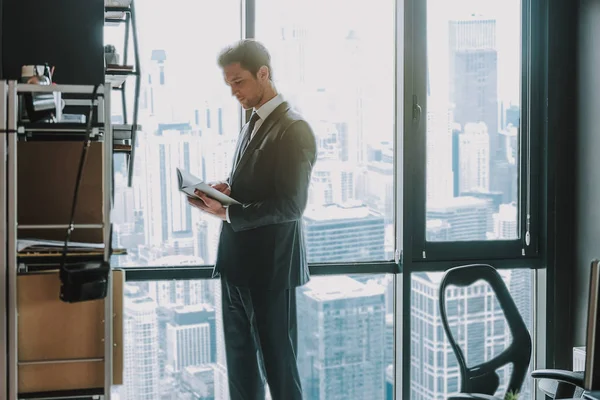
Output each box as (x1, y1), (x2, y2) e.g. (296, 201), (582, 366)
(166, 304), (216, 374)
(297, 276), (386, 400)
(458, 122), (491, 194)
(121, 285), (160, 400)
(426, 103), (454, 202)
(411, 272), (512, 400)
(304, 204), (386, 263)
(427, 196), (490, 241)
(493, 202), (518, 240)
(213, 282), (229, 400)
(449, 18), (500, 190)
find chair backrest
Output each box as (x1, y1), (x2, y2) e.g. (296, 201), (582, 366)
(439, 264), (532, 397)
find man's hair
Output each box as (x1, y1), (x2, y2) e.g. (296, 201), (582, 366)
(217, 39), (273, 80)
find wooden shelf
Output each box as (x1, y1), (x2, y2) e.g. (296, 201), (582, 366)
(17, 142), (104, 243)
(17, 270), (124, 393)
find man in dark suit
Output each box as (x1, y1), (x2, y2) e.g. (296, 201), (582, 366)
(188, 39), (317, 400)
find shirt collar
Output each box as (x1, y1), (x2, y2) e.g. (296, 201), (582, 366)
(254, 93), (284, 121)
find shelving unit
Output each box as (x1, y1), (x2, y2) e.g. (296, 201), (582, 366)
(105, 0), (141, 186)
(1, 81), (123, 400)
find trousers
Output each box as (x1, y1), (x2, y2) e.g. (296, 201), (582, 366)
(220, 277), (303, 400)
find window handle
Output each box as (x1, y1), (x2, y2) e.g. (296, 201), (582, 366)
(412, 94), (422, 129)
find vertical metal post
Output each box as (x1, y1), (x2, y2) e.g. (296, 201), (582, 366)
(121, 11), (131, 124)
(103, 83), (114, 400)
(7, 80), (18, 400)
(0, 80), (8, 400)
(123, 13), (131, 67)
(127, 0), (141, 187)
(534, 268), (547, 400)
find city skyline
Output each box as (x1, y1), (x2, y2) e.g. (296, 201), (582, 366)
(108, 0), (531, 398)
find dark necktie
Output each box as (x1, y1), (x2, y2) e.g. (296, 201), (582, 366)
(240, 111), (260, 155)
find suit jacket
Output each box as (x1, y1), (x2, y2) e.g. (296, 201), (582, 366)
(213, 101), (317, 289)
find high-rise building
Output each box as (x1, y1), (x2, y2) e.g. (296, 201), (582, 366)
(385, 314), (394, 367)
(297, 276), (386, 400)
(459, 190), (503, 233)
(179, 365), (216, 399)
(166, 304), (216, 374)
(140, 125), (200, 248)
(426, 219), (452, 241)
(449, 18), (500, 190)
(426, 102), (454, 202)
(427, 197), (490, 240)
(304, 203), (386, 263)
(122, 285), (160, 400)
(213, 282), (230, 400)
(505, 105), (520, 129)
(411, 272), (512, 400)
(309, 160), (358, 207)
(458, 122), (491, 194)
(361, 161), (394, 224)
(495, 125), (519, 204)
(386, 365), (394, 400)
(194, 220), (209, 263)
(493, 202), (518, 240)
(148, 264), (206, 307)
(508, 269), (533, 399)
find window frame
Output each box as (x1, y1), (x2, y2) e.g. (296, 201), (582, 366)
(405, 0), (541, 264)
(248, 0), (401, 268)
(116, 0), (550, 399)
(115, 1), (543, 271)
(119, 0), (403, 276)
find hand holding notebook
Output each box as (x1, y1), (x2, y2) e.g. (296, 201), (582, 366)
(176, 168), (239, 206)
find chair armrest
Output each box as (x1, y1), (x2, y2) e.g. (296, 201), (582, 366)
(448, 394), (500, 400)
(531, 369), (585, 387)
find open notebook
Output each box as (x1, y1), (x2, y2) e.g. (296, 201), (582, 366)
(176, 167), (239, 206)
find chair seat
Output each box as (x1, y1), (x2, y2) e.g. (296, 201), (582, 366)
(448, 394), (501, 400)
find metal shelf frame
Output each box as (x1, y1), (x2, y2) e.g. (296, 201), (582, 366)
(0, 80), (9, 400)
(2, 81), (114, 400)
(104, 0), (141, 187)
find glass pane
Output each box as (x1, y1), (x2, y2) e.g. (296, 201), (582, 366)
(108, 0), (242, 267)
(112, 274), (394, 400)
(425, 0), (521, 241)
(410, 269), (533, 399)
(256, 0), (396, 263)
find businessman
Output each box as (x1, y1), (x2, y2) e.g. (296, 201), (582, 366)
(188, 39), (317, 400)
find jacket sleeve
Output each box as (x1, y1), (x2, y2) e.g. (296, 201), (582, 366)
(227, 119), (317, 232)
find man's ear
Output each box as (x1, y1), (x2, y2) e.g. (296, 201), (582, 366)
(258, 65), (269, 81)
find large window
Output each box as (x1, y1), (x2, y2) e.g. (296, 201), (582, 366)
(109, 0), (398, 268)
(425, 0), (522, 242)
(408, 0), (533, 262)
(112, 275), (394, 400)
(256, 0), (397, 264)
(107, 0), (544, 399)
(107, 0), (242, 268)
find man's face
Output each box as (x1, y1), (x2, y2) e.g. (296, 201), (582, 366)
(223, 62), (266, 110)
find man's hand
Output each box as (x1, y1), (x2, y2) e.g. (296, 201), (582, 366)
(209, 181), (231, 196)
(188, 190), (227, 220)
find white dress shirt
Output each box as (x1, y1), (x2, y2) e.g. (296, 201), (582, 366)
(225, 94), (285, 223)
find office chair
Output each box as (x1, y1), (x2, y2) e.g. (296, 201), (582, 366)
(530, 369), (584, 399)
(439, 264), (531, 400)
(439, 264), (586, 400)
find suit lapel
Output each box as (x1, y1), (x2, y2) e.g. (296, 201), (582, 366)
(231, 102), (290, 182)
